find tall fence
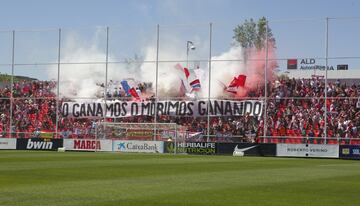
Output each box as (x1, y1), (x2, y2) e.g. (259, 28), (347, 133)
(0, 17), (359, 144)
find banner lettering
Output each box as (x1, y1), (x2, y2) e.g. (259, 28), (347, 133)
(61, 100), (263, 118)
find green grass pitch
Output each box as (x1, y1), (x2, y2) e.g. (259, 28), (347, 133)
(0, 151), (359, 206)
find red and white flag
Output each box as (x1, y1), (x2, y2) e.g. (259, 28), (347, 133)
(174, 63), (190, 79)
(226, 74), (247, 94)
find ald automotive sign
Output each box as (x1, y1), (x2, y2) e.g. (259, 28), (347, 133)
(287, 58), (336, 70)
(113, 140), (164, 153)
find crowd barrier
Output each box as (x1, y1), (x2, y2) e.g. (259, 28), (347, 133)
(1, 138), (359, 159)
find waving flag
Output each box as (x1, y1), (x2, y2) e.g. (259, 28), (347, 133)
(190, 79), (201, 92)
(229, 75), (246, 87)
(179, 79), (187, 96)
(175, 63), (190, 79)
(120, 80), (131, 96)
(226, 74), (247, 94)
(129, 88), (140, 100)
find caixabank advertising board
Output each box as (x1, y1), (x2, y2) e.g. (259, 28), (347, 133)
(113, 140), (164, 153)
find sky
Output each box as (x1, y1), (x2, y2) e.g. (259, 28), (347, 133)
(0, 0), (359, 29)
(0, 0), (359, 82)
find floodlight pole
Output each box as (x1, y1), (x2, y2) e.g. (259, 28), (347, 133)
(9, 30), (15, 138)
(104, 26), (109, 141)
(186, 41), (194, 69)
(263, 21), (269, 143)
(324, 18), (329, 144)
(55, 28), (61, 139)
(207, 23), (212, 142)
(154, 24), (160, 141)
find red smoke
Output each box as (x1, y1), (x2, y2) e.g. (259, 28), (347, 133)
(235, 42), (277, 97)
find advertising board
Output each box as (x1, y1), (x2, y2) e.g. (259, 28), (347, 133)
(113, 140), (164, 153)
(16, 138), (63, 151)
(164, 142), (216, 155)
(63, 139), (112, 152)
(216, 143), (276, 156)
(0, 138), (16, 150)
(339, 145), (360, 159)
(277, 144), (339, 158)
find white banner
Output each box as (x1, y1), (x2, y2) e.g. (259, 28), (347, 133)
(277, 144), (339, 158)
(0, 138), (16, 150)
(64, 139), (112, 152)
(61, 100), (263, 118)
(113, 140), (164, 153)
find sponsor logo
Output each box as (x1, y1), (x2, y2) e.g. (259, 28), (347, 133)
(287, 59), (297, 70)
(117, 142), (126, 150)
(278, 144), (339, 158)
(300, 58), (315, 64)
(74, 140), (101, 150)
(337, 64), (348, 70)
(117, 142), (159, 152)
(353, 149), (360, 155)
(342, 148), (350, 155)
(166, 142), (216, 154)
(340, 146), (360, 159)
(233, 145), (258, 156)
(287, 58), (335, 70)
(27, 139), (53, 150)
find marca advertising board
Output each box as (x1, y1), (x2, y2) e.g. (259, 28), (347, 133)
(277, 144), (339, 158)
(339, 145), (360, 159)
(63, 139), (112, 152)
(164, 142), (217, 155)
(113, 140), (164, 153)
(16, 138), (63, 151)
(0, 138), (17, 150)
(216, 143), (276, 156)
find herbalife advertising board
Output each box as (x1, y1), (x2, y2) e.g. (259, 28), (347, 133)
(113, 140), (164, 153)
(277, 144), (339, 158)
(164, 142), (217, 155)
(0, 138), (17, 150)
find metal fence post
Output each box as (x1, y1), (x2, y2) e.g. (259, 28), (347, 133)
(207, 23), (213, 142)
(324, 17), (329, 144)
(55, 28), (61, 139)
(9, 30), (15, 138)
(154, 24), (160, 141)
(263, 21), (269, 143)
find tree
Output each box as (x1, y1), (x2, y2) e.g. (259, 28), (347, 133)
(233, 17), (275, 50)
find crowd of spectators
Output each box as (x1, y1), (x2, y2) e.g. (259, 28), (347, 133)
(0, 77), (359, 144)
(263, 78), (360, 144)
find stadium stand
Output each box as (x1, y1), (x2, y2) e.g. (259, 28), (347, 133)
(0, 77), (358, 144)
